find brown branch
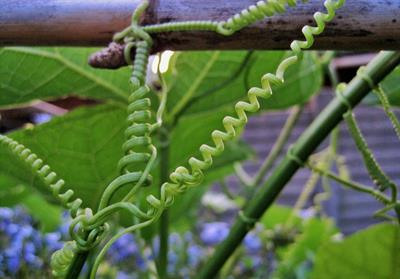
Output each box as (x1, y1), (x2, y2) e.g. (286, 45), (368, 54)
(1, 0), (399, 51)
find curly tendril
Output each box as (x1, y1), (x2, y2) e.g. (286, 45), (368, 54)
(0, 135), (83, 217)
(139, 0), (309, 36)
(336, 83), (398, 194)
(86, 1), (346, 278)
(97, 40), (157, 210)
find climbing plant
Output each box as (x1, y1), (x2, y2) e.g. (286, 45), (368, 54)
(0, 0), (399, 278)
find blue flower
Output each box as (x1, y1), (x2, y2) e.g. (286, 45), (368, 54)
(33, 113), (53, 124)
(200, 222), (229, 246)
(116, 271), (131, 279)
(187, 245), (203, 266)
(44, 232), (63, 252)
(167, 250), (178, 273)
(244, 233), (262, 253)
(136, 256), (147, 271)
(5, 255), (20, 275)
(109, 233), (138, 262)
(0, 208), (13, 220)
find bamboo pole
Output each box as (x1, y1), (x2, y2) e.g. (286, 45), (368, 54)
(1, 0), (399, 50)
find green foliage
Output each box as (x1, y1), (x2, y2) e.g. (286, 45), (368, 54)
(0, 47), (130, 106)
(311, 224), (400, 279)
(0, 47), (322, 217)
(273, 219), (337, 279)
(165, 51), (322, 120)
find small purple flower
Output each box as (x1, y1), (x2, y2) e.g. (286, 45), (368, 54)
(187, 245), (203, 266)
(4, 223), (19, 236)
(109, 233), (138, 262)
(167, 250), (178, 273)
(33, 113), (53, 124)
(116, 271), (131, 279)
(244, 233), (262, 253)
(44, 232), (63, 252)
(6, 255), (20, 275)
(200, 222), (229, 246)
(0, 208), (13, 220)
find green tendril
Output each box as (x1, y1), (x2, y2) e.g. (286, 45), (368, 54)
(374, 86), (400, 140)
(336, 84), (398, 193)
(48, 0), (346, 277)
(0, 135), (83, 218)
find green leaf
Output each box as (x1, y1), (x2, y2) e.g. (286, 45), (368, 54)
(0, 175), (61, 231)
(0, 104), (252, 214)
(21, 194), (62, 232)
(311, 223), (400, 279)
(260, 205), (301, 230)
(272, 218), (337, 279)
(0, 47), (130, 107)
(164, 51), (249, 119)
(165, 51), (322, 120)
(0, 105), (126, 210)
(0, 175), (30, 206)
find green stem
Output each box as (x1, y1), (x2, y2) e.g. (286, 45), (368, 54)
(308, 164), (391, 205)
(158, 126), (170, 279)
(66, 232), (90, 279)
(195, 51), (400, 279)
(251, 105), (303, 189)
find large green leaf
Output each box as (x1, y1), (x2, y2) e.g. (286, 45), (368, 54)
(0, 105), (126, 209)
(272, 218), (337, 279)
(0, 104), (251, 212)
(164, 51), (249, 118)
(0, 47), (130, 107)
(164, 51), (322, 120)
(311, 223), (400, 279)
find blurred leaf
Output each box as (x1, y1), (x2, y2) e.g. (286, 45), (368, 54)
(260, 205), (301, 230)
(273, 218), (337, 279)
(311, 223), (400, 279)
(166, 51), (322, 120)
(0, 47), (130, 107)
(22, 194), (62, 232)
(0, 175), (61, 231)
(0, 175), (30, 206)
(364, 66), (400, 106)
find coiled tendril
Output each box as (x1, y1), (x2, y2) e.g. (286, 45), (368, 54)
(336, 82), (398, 194)
(0, 135), (83, 217)
(97, 40), (157, 210)
(113, 0), (311, 38)
(0, 135), (102, 277)
(0, 0), (345, 277)
(88, 1), (345, 278)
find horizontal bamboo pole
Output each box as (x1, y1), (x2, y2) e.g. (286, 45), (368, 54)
(0, 0), (399, 50)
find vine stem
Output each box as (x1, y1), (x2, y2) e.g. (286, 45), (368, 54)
(158, 126), (170, 279)
(66, 231), (90, 279)
(195, 51), (400, 279)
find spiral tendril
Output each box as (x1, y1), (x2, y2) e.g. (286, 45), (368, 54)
(336, 84), (398, 195)
(98, 40), (156, 210)
(143, 0), (345, 219)
(0, 135), (83, 218)
(140, 0), (310, 36)
(86, 1), (345, 278)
